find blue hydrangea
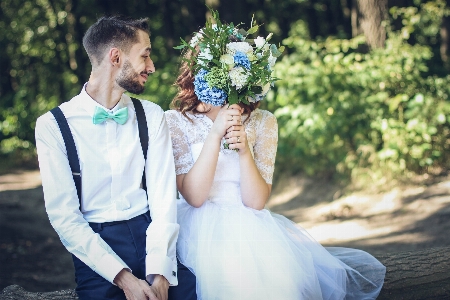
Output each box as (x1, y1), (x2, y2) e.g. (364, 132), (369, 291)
(194, 69), (228, 106)
(234, 51), (251, 70)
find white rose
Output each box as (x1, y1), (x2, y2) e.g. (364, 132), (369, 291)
(220, 54), (235, 70)
(254, 36), (266, 49)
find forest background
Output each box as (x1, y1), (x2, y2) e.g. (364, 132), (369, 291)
(1, 0), (450, 294)
(1, 0), (450, 186)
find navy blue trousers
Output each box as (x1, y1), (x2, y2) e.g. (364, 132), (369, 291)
(72, 211), (196, 300)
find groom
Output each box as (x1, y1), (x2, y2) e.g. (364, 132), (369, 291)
(35, 16), (195, 300)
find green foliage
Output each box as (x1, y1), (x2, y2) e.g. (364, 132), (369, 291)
(271, 1), (450, 182)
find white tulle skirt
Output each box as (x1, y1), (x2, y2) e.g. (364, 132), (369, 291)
(177, 198), (385, 300)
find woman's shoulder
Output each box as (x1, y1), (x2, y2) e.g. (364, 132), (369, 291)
(250, 108), (277, 123)
(164, 109), (185, 121)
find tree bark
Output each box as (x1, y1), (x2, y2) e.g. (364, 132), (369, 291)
(352, 0), (388, 49)
(377, 246), (450, 299)
(1, 247), (450, 299)
(0, 286), (78, 299)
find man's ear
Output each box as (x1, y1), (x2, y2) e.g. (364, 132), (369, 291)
(109, 47), (121, 67)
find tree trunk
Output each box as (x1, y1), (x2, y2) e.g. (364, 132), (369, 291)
(352, 0), (388, 49)
(377, 246), (450, 299)
(2, 247), (450, 299)
(440, 15), (450, 66)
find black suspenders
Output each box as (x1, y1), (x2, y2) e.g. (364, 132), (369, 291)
(49, 97), (149, 208)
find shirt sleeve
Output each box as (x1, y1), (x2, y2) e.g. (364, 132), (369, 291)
(143, 105), (180, 286)
(165, 110), (195, 175)
(35, 113), (129, 284)
(253, 110), (278, 184)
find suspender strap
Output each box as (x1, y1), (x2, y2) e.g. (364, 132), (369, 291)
(131, 98), (149, 193)
(50, 107), (82, 209)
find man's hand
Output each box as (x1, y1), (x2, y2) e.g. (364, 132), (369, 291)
(149, 274), (169, 300)
(114, 269), (160, 300)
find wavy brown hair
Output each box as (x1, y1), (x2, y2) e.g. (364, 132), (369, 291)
(170, 48), (260, 121)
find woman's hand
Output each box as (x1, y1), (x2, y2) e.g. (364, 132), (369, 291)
(210, 104), (243, 140)
(224, 122), (250, 155)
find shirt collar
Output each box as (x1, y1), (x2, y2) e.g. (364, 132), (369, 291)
(79, 83), (127, 118)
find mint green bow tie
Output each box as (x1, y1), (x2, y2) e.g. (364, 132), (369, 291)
(92, 106), (128, 125)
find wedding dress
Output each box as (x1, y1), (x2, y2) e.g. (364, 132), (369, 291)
(165, 109), (385, 300)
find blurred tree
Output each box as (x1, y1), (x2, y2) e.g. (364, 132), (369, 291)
(352, 0), (388, 48)
(0, 0), (449, 183)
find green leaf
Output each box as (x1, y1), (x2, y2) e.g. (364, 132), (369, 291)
(241, 96), (250, 105)
(173, 45), (186, 50)
(247, 25), (259, 35)
(270, 44), (282, 57)
(238, 28), (247, 37)
(251, 86), (263, 94)
(229, 88), (238, 104)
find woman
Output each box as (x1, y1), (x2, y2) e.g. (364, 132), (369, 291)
(165, 13), (385, 300)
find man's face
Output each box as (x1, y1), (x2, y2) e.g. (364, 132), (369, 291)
(116, 30), (155, 94)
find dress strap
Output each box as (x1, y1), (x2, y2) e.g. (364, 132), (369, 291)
(131, 98), (149, 193)
(50, 107), (82, 209)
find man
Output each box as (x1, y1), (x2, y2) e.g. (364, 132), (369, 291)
(35, 16), (196, 300)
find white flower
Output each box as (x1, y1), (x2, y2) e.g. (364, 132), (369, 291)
(198, 47), (213, 65)
(262, 43), (270, 52)
(254, 36), (266, 49)
(268, 54), (277, 68)
(189, 31), (203, 48)
(212, 24), (218, 31)
(247, 96), (257, 103)
(229, 67), (249, 89)
(226, 42), (253, 55)
(247, 52), (257, 61)
(261, 82), (271, 94)
(220, 54), (235, 69)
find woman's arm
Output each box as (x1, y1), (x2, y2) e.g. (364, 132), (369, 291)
(225, 111), (278, 210)
(177, 105), (243, 207)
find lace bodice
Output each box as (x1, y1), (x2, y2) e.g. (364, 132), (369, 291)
(165, 109), (278, 187)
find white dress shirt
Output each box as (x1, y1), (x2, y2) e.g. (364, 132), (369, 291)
(35, 84), (179, 285)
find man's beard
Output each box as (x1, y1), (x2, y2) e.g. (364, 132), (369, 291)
(116, 60), (146, 94)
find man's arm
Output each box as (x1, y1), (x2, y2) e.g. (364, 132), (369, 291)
(142, 104), (179, 287)
(35, 113), (130, 284)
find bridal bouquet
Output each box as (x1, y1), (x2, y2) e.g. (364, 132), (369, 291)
(174, 9), (284, 106)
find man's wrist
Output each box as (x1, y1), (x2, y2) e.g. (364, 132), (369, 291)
(114, 268), (134, 290)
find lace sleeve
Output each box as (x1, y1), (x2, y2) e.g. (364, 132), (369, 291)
(253, 110), (278, 184)
(165, 110), (194, 175)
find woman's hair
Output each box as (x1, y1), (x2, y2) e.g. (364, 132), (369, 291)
(82, 16), (149, 66)
(170, 48), (260, 121)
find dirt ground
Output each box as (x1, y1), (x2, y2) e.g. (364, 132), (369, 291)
(1, 169), (450, 292)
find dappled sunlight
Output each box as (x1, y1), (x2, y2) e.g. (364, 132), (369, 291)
(0, 170), (41, 192)
(269, 174), (450, 250)
(302, 220), (400, 244)
(267, 185), (304, 207)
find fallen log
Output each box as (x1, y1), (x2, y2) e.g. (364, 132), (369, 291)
(1, 247), (450, 299)
(0, 286), (78, 300)
(377, 246), (450, 299)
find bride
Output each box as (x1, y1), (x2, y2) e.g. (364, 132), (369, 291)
(165, 10), (385, 300)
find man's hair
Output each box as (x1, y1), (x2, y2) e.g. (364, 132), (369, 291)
(82, 15), (149, 66)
